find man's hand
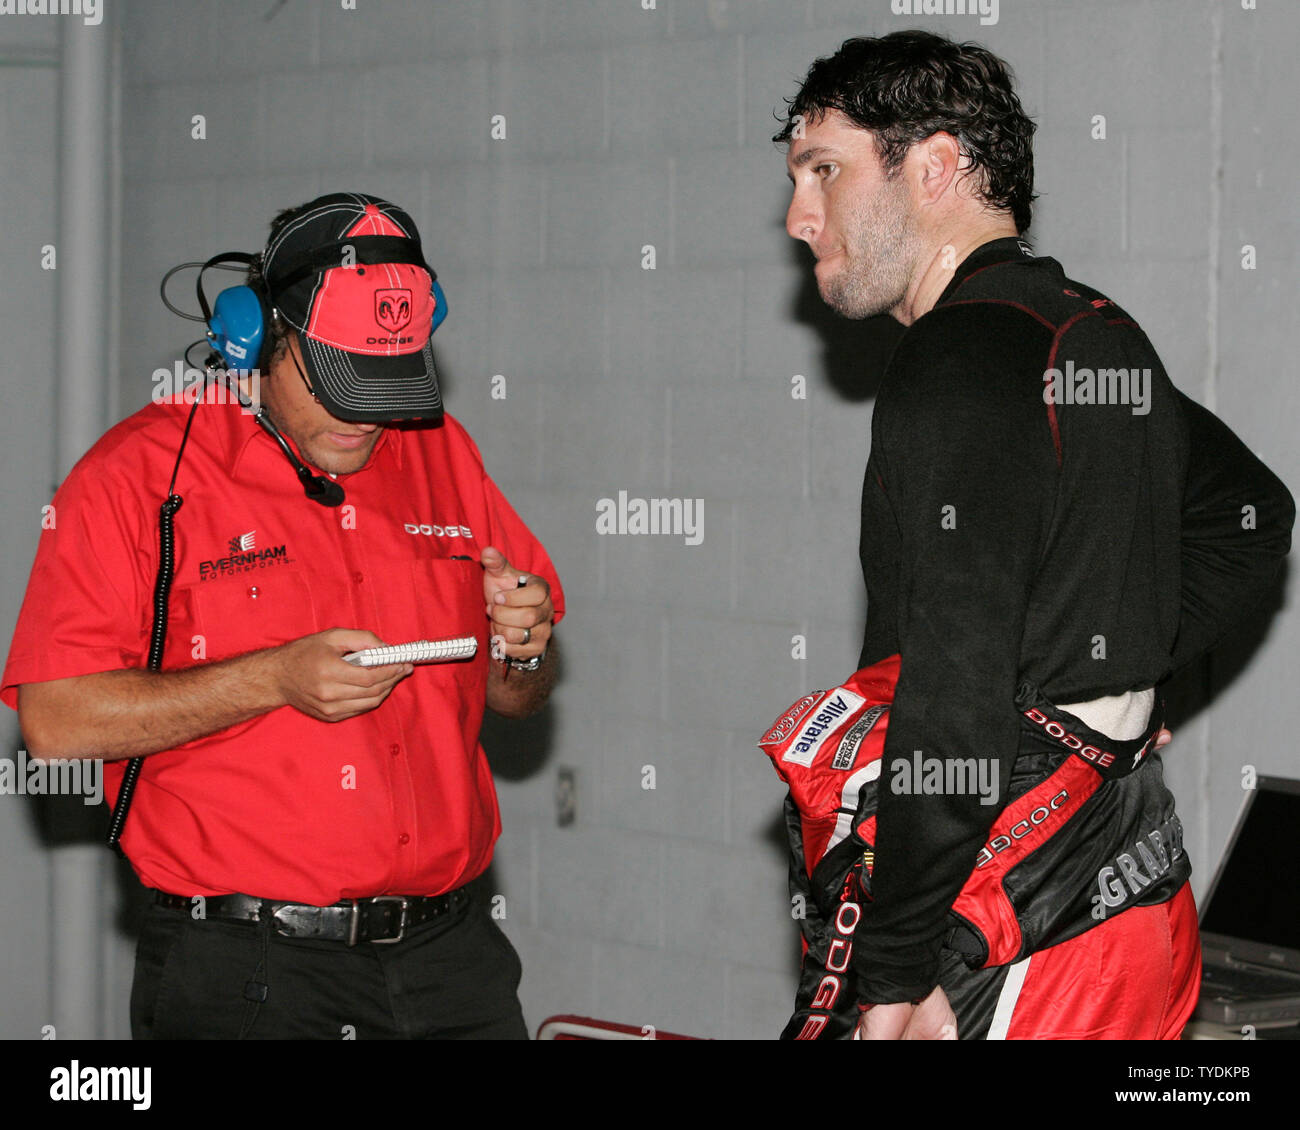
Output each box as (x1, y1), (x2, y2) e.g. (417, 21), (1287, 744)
(855, 985), (958, 1041)
(481, 545), (553, 662)
(270, 628), (413, 722)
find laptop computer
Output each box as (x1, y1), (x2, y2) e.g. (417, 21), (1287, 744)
(1193, 775), (1300, 1026)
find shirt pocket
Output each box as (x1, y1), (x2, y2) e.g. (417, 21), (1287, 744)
(373, 558), (487, 688)
(189, 568), (319, 663)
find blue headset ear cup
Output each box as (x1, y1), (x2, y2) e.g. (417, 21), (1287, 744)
(430, 278), (448, 334)
(208, 285), (266, 374)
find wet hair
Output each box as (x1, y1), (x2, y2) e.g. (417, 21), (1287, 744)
(772, 30), (1037, 232)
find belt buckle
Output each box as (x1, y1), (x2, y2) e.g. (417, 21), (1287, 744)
(367, 895), (410, 945)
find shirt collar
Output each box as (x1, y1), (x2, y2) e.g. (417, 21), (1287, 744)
(933, 236), (1036, 309)
(216, 401), (405, 477)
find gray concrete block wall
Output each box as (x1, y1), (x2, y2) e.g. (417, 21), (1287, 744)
(31, 0), (1281, 1040)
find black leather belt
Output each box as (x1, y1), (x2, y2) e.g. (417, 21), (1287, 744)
(152, 888), (470, 945)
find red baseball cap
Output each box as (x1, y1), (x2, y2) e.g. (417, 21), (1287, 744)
(261, 192), (446, 423)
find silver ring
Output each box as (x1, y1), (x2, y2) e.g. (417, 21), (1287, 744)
(521, 627), (532, 646)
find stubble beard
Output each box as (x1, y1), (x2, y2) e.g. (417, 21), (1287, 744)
(820, 172), (920, 321)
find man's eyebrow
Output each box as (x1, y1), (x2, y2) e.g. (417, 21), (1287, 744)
(787, 145), (836, 172)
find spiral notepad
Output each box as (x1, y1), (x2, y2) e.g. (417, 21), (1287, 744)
(343, 636), (478, 667)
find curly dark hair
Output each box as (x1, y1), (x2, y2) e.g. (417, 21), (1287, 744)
(243, 200), (320, 370)
(772, 30), (1037, 233)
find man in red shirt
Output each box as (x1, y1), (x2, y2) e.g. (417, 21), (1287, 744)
(2, 192), (564, 1039)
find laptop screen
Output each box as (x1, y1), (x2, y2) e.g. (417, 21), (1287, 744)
(1200, 783), (1300, 953)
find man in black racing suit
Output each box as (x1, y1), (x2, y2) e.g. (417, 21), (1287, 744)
(768, 31), (1294, 1039)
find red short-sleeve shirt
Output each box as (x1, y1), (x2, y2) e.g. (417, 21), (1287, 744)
(1, 397), (564, 905)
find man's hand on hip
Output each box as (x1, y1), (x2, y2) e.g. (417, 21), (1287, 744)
(270, 629), (413, 722)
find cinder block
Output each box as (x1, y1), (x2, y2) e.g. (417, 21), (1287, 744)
(124, 80), (267, 182)
(535, 826), (664, 945)
(604, 266), (744, 384)
(120, 1), (212, 70)
(807, 387), (875, 503)
(425, 162), (543, 274)
(729, 740), (794, 853)
(560, 603), (670, 724)
(480, 819), (536, 927)
(669, 385), (807, 502)
(732, 495), (816, 618)
(426, 266), (494, 408)
(607, 37), (741, 156)
(589, 717), (733, 841)
(740, 267), (839, 402)
(804, 610), (872, 682)
(676, 148), (791, 266)
(196, 0), (318, 76)
(485, 267), (607, 382)
(661, 838), (794, 970)
(318, 0), (493, 65)
(1032, 128), (1126, 259)
(489, 48), (607, 158)
(673, 0), (812, 39)
(365, 60), (491, 168)
(599, 497), (730, 612)
(538, 381), (666, 488)
(743, 27), (863, 149)
(545, 158), (672, 268)
(211, 173), (328, 251)
(590, 938), (724, 1038)
(263, 70), (367, 174)
(539, 0), (670, 50)
(668, 611), (807, 732)
(512, 924), (599, 1036)
(1128, 129), (1213, 260)
(1040, 1), (1214, 133)
(724, 959), (800, 1040)
(482, 481), (603, 611)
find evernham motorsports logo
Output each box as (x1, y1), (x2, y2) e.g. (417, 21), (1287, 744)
(595, 491), (704, 546)
(0, 0), (102, 26)
(200, 529), (293, 580)
(0, 750), (102, 806)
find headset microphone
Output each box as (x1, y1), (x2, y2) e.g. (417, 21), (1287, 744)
(201, 348), (347, 507)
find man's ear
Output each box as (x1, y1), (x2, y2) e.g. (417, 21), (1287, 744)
(914, 131), (964, 209)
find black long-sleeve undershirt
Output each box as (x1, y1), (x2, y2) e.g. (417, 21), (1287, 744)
(852, 238), (1295, 1003)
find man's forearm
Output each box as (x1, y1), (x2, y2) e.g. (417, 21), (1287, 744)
(18, 649), (286, 762)
(486, 641), (557, 720)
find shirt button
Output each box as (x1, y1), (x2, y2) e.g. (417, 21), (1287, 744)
(397, 833), (410, 846)
(352, 571), (364, 584)
(247, 586), (260, 599)
(389, 743), (400, 757)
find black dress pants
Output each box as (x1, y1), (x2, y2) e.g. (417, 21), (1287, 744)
(130, 886), (527, 1040)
